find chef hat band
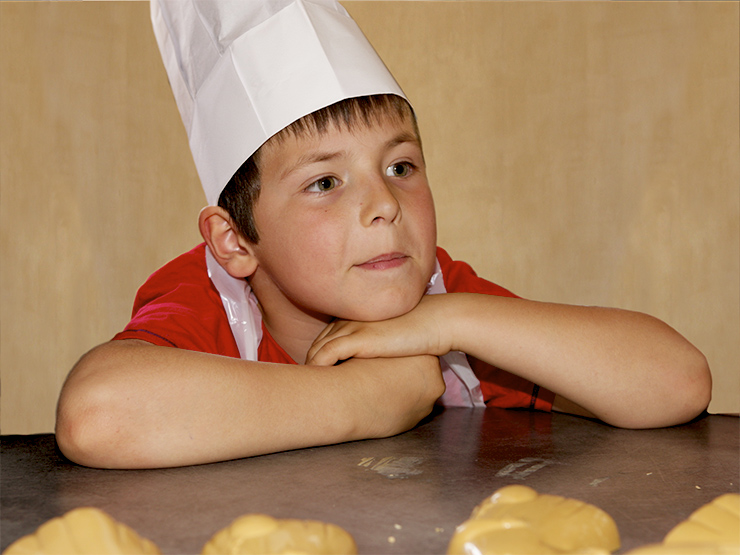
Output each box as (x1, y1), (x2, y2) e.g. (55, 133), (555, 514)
(151, 0), (407, 205)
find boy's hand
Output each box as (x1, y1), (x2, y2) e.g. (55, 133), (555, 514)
(306, 294), (456, 366)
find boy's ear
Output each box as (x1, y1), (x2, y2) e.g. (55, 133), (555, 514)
(198, 206), (258, 278)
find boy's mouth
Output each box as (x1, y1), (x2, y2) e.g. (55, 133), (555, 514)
(356, 252), (408, 271)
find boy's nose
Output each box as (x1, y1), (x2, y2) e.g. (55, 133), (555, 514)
(359, 174), (401, 226)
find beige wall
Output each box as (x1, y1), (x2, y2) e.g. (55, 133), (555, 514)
(1, 1), (737, 434)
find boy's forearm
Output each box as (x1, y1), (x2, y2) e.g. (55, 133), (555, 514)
(444, 293), (711, 428)
(56, 340), (443, 469)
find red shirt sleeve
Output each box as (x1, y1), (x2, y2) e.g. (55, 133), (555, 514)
(436, 247), (555, 412)
(113, 244), (240, 359)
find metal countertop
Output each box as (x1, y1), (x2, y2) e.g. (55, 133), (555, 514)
(2, 408), (738, 554)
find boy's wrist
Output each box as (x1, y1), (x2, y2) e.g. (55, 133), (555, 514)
(338, 355), (443, 439)
(439, 292), (515, 358)
(435, 292), (477, 355)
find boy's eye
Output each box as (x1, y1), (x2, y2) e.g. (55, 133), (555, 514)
(306, 176), (339, 193)
(386, 162), (413, 178)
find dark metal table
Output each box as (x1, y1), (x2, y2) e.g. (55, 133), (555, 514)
(2, 408), (738, 554)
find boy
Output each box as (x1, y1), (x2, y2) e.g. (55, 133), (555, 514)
(55, 0), (711, 469)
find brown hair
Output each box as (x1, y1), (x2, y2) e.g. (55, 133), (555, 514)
(218, 94), (417, 244)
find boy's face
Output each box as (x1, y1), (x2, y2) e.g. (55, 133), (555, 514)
(247, 113), (437, 325)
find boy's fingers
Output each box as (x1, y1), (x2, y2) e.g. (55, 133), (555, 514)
(311, 328), (375, 365)
(312, 323), (336, 345)
(307, 339), (348, 367)
(305, 340), (327, 365)
(312, 319), (353, 345)
(307, 333), (350, 366)
(306, 351), (335, 367)
(307, 322), (345, 363)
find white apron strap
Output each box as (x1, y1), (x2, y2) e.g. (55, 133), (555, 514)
(205, 246), (262, 361)
(426, 261), (486, 408)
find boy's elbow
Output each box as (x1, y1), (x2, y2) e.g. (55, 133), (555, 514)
(56, 379), (121, 469)
(605, 344), (712, 430)
(55, 345), (136, 469)
(642, 329), (712, 428)
(641, 345), (712, 429)
(679, 347), (712, 421)
(56, 400), (105, 469)
(55, 390), (117, 468)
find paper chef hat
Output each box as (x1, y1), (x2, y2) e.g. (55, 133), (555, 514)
(151, 0), (407, 206)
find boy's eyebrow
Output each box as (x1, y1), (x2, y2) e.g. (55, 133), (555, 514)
(278, 131), (421, 181)
(280, 150), (343, 181)
(386, 131), (422, 152)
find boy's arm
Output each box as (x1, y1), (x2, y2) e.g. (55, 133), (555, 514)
(307, 293), (712, 429)
(55, 339), (444, 469)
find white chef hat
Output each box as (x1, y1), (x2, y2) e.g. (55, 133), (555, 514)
(151, 0), (407, 206)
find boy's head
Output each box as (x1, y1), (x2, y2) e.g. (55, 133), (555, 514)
(203, 92), (437, 324)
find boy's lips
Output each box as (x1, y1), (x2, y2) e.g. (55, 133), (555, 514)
(356, 252), (408, 270)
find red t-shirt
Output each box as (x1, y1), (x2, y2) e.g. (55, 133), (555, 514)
(114, 244), (553, 411)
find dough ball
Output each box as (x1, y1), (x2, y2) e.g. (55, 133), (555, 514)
(201, 514), (357, 555)
(664, 493), (739, 546)
(447, 485), (620, 555)
(2, 507), (160, 555)
(625, 493), (739, 554)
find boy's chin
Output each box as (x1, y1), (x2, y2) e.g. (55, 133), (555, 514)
(341, 294), (423, 323)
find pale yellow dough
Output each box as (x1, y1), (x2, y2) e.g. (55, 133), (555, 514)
(447, 485), (620, 555)
(201, 514), (357, 555)
(2, 507), (160, 555)
(625, 493), (740, 555)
